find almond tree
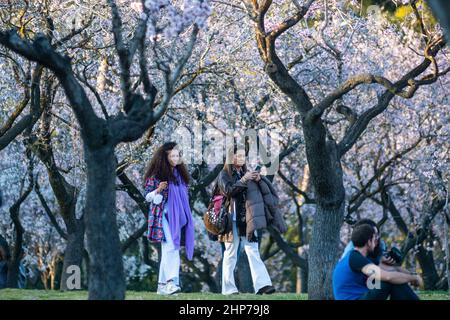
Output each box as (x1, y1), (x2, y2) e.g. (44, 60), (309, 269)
(0, 0), (210, 299)
(237, 0), (448, 299)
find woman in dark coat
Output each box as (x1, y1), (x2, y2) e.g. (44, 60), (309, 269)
(217, 145), (277, 295)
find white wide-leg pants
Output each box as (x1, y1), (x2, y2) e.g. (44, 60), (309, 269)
(158, 213), (181, 286)
(222, 222), (272, 294)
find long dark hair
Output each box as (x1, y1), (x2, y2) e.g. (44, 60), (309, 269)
(223, 144), (248, 177)
(143, 142), (190, 185)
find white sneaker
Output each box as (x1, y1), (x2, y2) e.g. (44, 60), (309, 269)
(165, 281), (181, 295)
(157, 283), (168, 295)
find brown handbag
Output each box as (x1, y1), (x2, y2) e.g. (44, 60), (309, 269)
(203, 190), (229, 235)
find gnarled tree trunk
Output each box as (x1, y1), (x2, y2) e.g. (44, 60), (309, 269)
(242, 0), (445, 300)
(60, 219), (85, 291)
(416, 245), (440, 290)
(308, 202), (345, 299)
(6, 177), (33, 288)
(84, 146), (125, 299)
(303, 124), (345, 300)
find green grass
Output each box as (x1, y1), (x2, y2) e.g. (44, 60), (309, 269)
(0, 289), (449, 300)
(415, 291), (450, 300)
(0, 289), (306, 300)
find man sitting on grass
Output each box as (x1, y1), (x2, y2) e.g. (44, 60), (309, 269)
(333, 224), (422, 300)
(341, 219), (413, 274)
(341, 219), (387, 265)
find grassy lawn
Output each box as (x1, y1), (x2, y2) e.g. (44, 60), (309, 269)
(0, 289), (448, 300)
(0, 289), (305, 300)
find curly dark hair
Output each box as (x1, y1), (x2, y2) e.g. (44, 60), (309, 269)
(143, 142), (190, 185)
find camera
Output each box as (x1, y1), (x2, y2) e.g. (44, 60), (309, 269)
(384, 247), (403, 264)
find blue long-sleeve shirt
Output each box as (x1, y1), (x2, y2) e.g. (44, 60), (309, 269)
(340, 240), (387, 265)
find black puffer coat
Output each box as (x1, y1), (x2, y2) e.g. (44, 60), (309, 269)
(217, 166), (258, 243)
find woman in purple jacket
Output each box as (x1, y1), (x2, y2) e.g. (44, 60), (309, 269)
(143, 142), (195, 295)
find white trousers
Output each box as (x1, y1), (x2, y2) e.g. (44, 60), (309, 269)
(158, 214), (180, 286)
(222, 222), (272, 294)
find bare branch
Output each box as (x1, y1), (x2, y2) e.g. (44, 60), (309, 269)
(348, 137), (424, 214)
(152, 24), (200, 121)
(278, 169), (315, 204)
(121, 223), (147, 253)
(268, 0), (315, 40)
(107, 0), (131, 104)
(35, 182), (68, 241)
(75, 64), (110, 120)
(338, 37), (446, 156)
(267, 225), (308, 269)
(0, 30), (104, 147)
(0, 64), (43, 151)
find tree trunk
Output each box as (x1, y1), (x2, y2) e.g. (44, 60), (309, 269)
(300, 265), (308, 293)
(84, 146), (125, 300)
(308, 201), (345, 299)
(303, 123), (346, 300)
(6, 260), (20, 288)
(416, 245), (440, 290)
(6, 190), (28, 288)
(214, 260), (222, 292)
(296, 247), (308, 294)
(214, 243), (225, 292)
(236, 250), (254, 293)
(60, 219), (85, 291)
(296, 267), (309, 293)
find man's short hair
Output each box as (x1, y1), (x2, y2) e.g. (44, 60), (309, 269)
(351, 224), (376, 247)
(354, 218), (377, 229)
